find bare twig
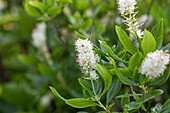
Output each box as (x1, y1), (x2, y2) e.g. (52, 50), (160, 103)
(51, 18), (76, 60)
(0, 53), (9, 83)
(146, 98), (151, 113)
(130, 86), (136, 101)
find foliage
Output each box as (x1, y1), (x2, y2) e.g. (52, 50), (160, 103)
(0, 0), (170, 113)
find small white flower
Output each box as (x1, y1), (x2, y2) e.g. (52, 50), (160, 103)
(32, 22), (46, 48)
(140, 50), (170, 79)
(90, 70), (98, 80)
(117, 0), (137, 15)
(75, 38), (98, 79)
(136, 29), (143, 39)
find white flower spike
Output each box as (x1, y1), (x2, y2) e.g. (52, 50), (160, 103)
(75, 38), (98, 80)
(140, 50), (170, 79)
(117, 0), (143, 38)
(118, 0), (137, 15)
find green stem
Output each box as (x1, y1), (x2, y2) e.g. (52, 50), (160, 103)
(139, 85), (148, 93)
(90, 79), (110, 113)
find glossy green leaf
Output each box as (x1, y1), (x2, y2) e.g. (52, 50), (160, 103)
(48, 6), (62, 16)
(128, 51), (142, 72)
(110, 68), (132, 77)
(75, 31), (87, 40)
(24, 2), (42, 17)
(136, 89), (163, 104)
(49, 86), (66, 101)
(112, 59), (138, 86)
(161, 99), (170, 113)
(149, 66), (170, 87)
(128, 102), (140, 112)
(96, 64), (112, 97)
(115, 26), (137, 54)
(107, 76), (122, 104)
(101, 44), (128, 63)
(141, 29), (156, 55)
(78, 78), (92, 93)
(152, 19), (164, 49)
(65, 98), (98, 108)
(29, 1), (46, 14)
(151, 89), (164, 96)
(116, 94), (143, 98)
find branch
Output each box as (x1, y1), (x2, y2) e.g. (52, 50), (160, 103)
(51, 18), (76, 60)
(0, 53), (9, 83)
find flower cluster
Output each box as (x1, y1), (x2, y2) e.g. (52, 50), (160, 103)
(118, 0), (136, 15)
(140, 50), (170, 79)
(32, 22), (46, 48)
(117, 0), (143, 38)
(75, 38), (98, 80)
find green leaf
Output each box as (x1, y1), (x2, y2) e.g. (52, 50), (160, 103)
(83, 89), (91, 98)
(152, 19), (164, 49)
(133, 91), (147, 112)
(149, 66), (170, 87)
(128, 102), (140, 112)
(141, 29), (156, 55)
(128, 51), (142, 72)
(101, 44), (128, 64)
(0, 14), (19, 25)
(78, 78), (92, 93)
(151, 89), (164, 96)
(48, 6), (62, 16)
(75, 32), (87, 40)
(136, 93), (154, 104)
(161, 99), (170, 113)
(121, 92), (130, 109)
(112, 59), (138, 86)
(65, 98), (98, 108)
(133, 67), (140, 83)
(136, 89), (163, 104)
(29, 1), (46, 14)
(107, 76), (122, 104)
(18, 55), (39, 65)
(93, 46), (109, 62)
(163, 43), (170, 51)
(49, 86), (66, 101)
(115, 26), (137, 54)
(116, 94), (143, 98)
(24, 1), (42, 17)
(96, 64), (112, 97)
(38, 64), (57, 76)
(110, 68), (132, 77)
(106, 103), (115, 111)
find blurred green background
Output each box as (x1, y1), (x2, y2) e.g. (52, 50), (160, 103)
(0, 0), (170, 113)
